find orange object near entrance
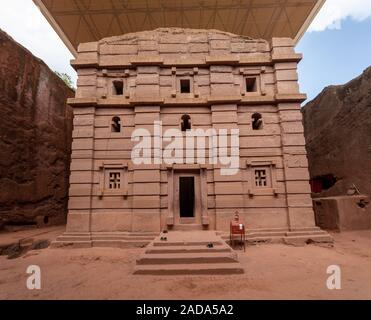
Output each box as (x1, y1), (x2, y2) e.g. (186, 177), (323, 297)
(230, 212), (246, 251)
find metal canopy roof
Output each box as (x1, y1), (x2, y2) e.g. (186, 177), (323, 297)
(33, 0), (325, 57)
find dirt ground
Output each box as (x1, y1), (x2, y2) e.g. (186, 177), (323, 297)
(0, 228), (371, 300)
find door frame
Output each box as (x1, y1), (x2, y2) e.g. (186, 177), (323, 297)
(174, 171), (200, 225)
(166, 165), (209, 227)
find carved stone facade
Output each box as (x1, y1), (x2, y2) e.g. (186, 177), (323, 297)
(66, 28), (315, 234)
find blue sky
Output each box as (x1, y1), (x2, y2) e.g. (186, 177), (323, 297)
(0, 0), (370, 102)
(298, 17), (371, 101)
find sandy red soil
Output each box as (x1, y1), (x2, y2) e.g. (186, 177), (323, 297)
(0, 228), (371, 300)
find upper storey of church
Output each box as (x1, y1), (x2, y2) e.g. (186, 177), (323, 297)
(68, 28), (306, 107)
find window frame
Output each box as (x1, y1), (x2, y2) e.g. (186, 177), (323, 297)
(251, 112), (263, 130)
(245, 160), (278, 196)
(98, 162), (129, 197)
(111, 79), (124, 96)
(245, 76), (258, 93)
(240, 67), (266, 96)
(176, 76), (194, 96)
(111, 116), (122, 133)
(181, 114), (191, 132)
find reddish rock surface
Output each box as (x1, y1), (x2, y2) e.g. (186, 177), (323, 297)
(302, 67), (371, 198)
(0, 29), (74, 229)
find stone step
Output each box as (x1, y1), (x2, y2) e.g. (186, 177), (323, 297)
(171, 224), (204, 231)
(91, 236), (155, 241)
(51, 239), (150, 248)
(290, 227), (321, 232)
(227, 235), (284, 245)
(56, 236), (91, 242)
(92, 232), (159, 237)
(50, 240), (92, 249)
(284, 234), (334, 246)
(92, 240), (150, 248)
(179, 218), (197, 224)
(245, 231), (286, 238)
(221, 232), (286, 240)
(62, 232), (158, 237)
(145, 245), (232, 254)
(285, 230), (327, 237)
(134, 263), (244, 275)
(153, 241), (224, 247)
(245, 236), (284, 244)
(63, 233), (90, 237)
(244, 227), (289, 233)
(136, 252), (238, 265)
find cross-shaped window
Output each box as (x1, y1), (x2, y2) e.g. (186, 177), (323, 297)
(109, 172), (121, 189)
(255, 169), (267, 187)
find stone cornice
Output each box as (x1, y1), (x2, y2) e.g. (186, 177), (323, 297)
(70, 53), (302, 70)
(67, 93), (306, 107)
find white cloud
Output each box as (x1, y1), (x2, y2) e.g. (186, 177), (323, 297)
(309, 0), (371, 31)
(0, 0), (369, 82)
(0, 0), (76, 84)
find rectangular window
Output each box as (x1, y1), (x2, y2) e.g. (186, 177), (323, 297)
(246, 77), (257, 92)
(255, 169), (267, 187)
(180, 79), (191, 93)
(109, 172), (121, 189)
(113, 80), (124, 95)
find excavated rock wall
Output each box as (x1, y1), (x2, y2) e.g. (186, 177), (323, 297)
(0, 29), (74, 229)
(302, 67), (371, 230)
(302, 67), (371, 198)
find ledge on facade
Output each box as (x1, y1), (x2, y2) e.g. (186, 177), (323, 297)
(71, 59), (98, 70)
(271, 53), (302, 63)
(207, 95), (242, 104)
(275, 93), (307, 103)
(68, 94), (306, 107)
(67, 97), (98, 106)
(163, 97), (208, 105)
(97, 98), (131, 106)
(71, 55), (281, 69)
(205, 55), (240, 65)
(130, 56), (164, 65)
(129, 97), (165, 105)
(164, 163), (209, 171)
(247, 188), (279, 197)
(238, 56), (272, 66)
(240, 95), (275, 105)
(163, 58), (206, 67)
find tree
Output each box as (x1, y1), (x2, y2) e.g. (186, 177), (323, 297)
(54, 71), (75, 90)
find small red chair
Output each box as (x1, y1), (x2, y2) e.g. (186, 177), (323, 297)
(229, 212), (246, 251)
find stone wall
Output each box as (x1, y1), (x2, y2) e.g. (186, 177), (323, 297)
(302, 67), (371, 198)
(0, 29), (74, 229)
(302, 67), (371, 231)
(66, 28), (315, 233)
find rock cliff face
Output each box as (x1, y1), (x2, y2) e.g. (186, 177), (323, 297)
(0, 29), (74, 229)
(302, 67), (371, 198)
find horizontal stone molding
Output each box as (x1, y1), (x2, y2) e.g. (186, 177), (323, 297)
(68, 93), (307, 107)
(71, 54), (303, 70)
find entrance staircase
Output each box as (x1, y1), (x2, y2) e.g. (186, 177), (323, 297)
(133, 231), (244, 275)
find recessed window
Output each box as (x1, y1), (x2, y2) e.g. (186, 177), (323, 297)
(180, 79), (191, 94)
(109, 172), (121, 189)
(255, 169), (267, 187)
(181, 114), (191, 131)
(113, 80), (124, 95)
(252, 113), (263, 130)
(246, 77), (257, 92)
(111, 116), (121, 133)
